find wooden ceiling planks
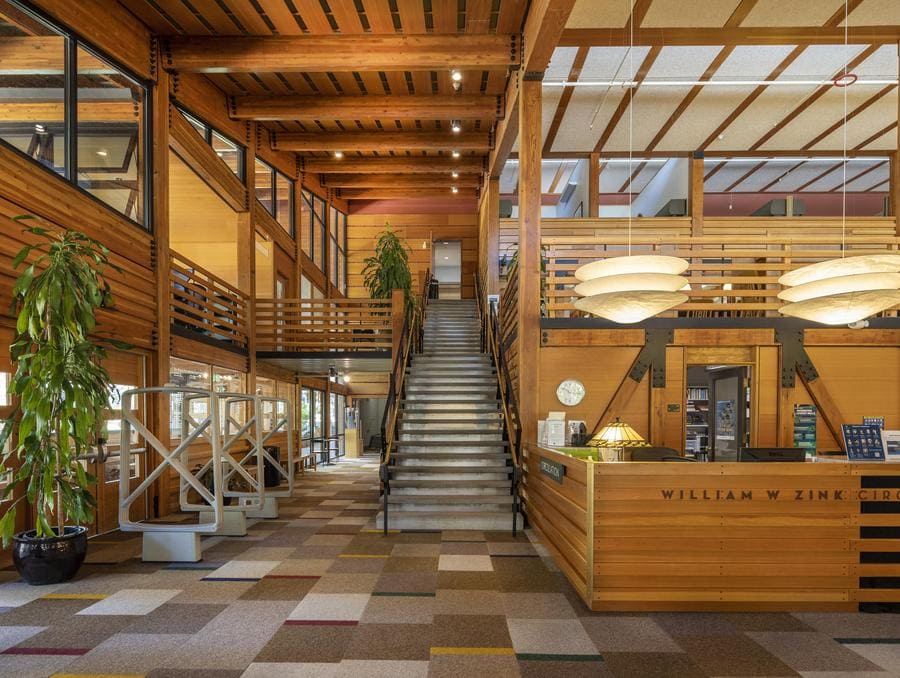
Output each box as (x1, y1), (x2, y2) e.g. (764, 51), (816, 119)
(396, 0), (427, 34)
(361, 0), (395, 33)
(254, 0), (302, 35)
(329, 1), (365, 34)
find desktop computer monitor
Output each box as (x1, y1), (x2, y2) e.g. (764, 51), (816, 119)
(738, 447), (806, 462)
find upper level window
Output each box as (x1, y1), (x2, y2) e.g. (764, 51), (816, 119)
(255, 158), (294, 237)
(0, 0), (150, 229)
(177, 107), (244, 180)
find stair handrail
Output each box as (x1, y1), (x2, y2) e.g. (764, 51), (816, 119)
(473, 272), (486, 353)
(485, 292), (523, 534)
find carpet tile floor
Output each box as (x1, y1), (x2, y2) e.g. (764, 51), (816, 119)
(0, 456), (897, 677)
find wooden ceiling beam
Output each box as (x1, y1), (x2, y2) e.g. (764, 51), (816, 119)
(338, 187), (478, 200)
(558, 26), (900, 47)
(321, 173), (481, 188)
(793, 163), (843, 192)
(487, 0), (578, 179)
(0, 36), (107, 73)
(274, 131), (490, 152)
(301, 156), (485, 174)
(163, 34), (521, 73)
(229, 95), (504, 121)
(723, 160), (767, 192)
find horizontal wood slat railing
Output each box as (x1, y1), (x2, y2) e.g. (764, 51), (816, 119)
(255, 298), (395, 352)
(169, 250), (250, 348)
(497, 218), (900, 318)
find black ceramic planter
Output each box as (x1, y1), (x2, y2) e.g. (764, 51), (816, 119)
(12, 526), (88, 585)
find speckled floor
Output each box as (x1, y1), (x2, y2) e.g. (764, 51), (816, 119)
(0, 455), (899, 677)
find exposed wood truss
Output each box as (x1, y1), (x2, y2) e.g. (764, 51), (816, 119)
(320, 174), (482, 189)
(559, 26), (900, 47)
(163, 34), (521, 73)
(229, 95), (505, 121)
(273, 132), (492, 153)
(301, 157), (485, 175)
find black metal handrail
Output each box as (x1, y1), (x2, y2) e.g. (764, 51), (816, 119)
(479, 272), (524, 534)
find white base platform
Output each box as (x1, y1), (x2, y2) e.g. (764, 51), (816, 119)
(142, 531), (201, 562)
(198, 509), (247, 536)
(242, 496), (278, 519)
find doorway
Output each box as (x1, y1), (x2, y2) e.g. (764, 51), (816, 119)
(433, 240), (462, 299)
(685, 364), (752, 461)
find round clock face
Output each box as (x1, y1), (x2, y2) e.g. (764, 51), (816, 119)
(556, 379), (585, 407)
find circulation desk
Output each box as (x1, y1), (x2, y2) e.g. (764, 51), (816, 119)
(524, 444), (900, 612)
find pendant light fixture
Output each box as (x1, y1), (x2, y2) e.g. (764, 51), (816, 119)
(574, 0), (689, 324)
(777, 0), (900, 325)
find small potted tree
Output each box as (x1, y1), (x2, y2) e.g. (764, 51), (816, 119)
(362, 226), (416, 317)
(0, 218), (121, 584)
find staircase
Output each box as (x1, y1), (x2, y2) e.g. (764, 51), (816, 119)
(377, 299), (515, 531)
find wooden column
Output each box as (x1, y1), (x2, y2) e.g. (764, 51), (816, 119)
(690, 152), (704, 236)
(150, 51), (171, 517)
(239, 123), (257, 393)
(484, 177), (500, 296)
(588, 152), (600, 218)
(894, 40), (899, 232)
(517, 74), (542, 445)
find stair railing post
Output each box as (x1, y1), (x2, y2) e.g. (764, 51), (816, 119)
(391, 288), (405, 360)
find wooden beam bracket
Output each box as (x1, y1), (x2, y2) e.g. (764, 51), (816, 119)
(630, 328), (674, 388)
(775, 328), (819, 388)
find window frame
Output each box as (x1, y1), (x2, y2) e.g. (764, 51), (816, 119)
(254, 156), (295, 237)
(175, 106), (245, 182)
(0, 0), (153, 231)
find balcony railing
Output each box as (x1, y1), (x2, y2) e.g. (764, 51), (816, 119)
(169, 251), (250, 347)
(498, 217), (900, 318)
(255, 298), (395, 352)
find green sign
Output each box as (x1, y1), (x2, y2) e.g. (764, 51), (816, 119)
(539, 457), (566, 484)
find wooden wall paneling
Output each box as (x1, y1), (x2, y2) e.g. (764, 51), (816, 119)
(255, 126), (299, 179)
(756, 346), (779, 448)
(523, 445), (590, 601)
(169, 334), (249, 373)
(518, 76), (542, 445)
(29, 0), (153, 80)
(479, 177), (500, 297)
(539, 346), (648, 439)
(346, 214), (479, 299)
(242, 128), (258, 393)
(662, 346), (685, 450)
(169, 107), (248, 211)
(347, 373), (389, 398)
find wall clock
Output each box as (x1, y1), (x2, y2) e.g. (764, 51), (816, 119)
(556, 379), (585, 407)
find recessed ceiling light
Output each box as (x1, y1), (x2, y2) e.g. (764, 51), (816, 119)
(34, 123), (45, 133)
(717, 133), (724, 140)
(443, 256), (449, 260)
(96, 150), (108, 157)
(452, 150), (460, 158)
(451, 186), (459, 194)
(333, 150), (344, 159)
(215, 151), (223, 157)
(451, 171), (459, 178)
(451, 69), (462, 82)
(451, 120), (461, 133)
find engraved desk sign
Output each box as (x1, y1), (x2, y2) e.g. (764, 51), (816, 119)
(539, 457), (566, 484)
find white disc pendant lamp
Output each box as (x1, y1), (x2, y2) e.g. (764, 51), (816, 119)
(775, 1), (900, 326)
(574, 256), (690, 324)
(777, 255), (900, 325)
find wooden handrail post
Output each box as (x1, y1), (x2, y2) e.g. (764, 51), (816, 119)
(391, 288), (404, 358)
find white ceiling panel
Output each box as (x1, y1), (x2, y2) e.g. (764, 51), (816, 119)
(565, 0), (631, 28)
(580, 46), (648, 80)
(735, 162), (799, 191)
(741, 0), (843, 26)
(843, 0), (900, 26)
(844, 162), (890, 191)
(861, 125), (897, 151)
(809, 93), (898, 150)
(655, 45), (798, 152)
(703, 160), (761, 191)
(499, 161), (517, 193)
(644, 46), (724, 81)
(704, 44), (869, 151)
(759, 160), (841, 192)
(642, 0), (741, 27)
(546, 47), (579, 82)
(552, 86), (627, 153)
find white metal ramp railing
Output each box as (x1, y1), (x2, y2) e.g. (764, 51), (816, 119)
(119, 386), (223, 534)
(179, 392), (265, 514)
(257, 396), (295, 498)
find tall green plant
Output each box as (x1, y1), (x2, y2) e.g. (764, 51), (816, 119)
(0, 219), (122, 545)
(361, 227), (415, 316)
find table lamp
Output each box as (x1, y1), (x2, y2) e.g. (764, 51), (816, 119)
(589, 417), (648, 461)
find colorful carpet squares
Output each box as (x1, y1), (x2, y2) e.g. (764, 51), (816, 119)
(0, 456), (897, 676)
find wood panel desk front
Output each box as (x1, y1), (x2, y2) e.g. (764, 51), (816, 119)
(524, 445), (900, 612)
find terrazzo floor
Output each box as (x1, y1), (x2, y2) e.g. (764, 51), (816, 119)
(0, 455), (898, 677)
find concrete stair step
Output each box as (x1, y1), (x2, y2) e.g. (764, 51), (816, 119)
(393, 452), (509, 462)
(395, 439), (509, 448)
(375, 510), (514, 530)
(387, 494), (513, 505)
(390, 479), (510, 489)
(390, 465), (510, 475)
(399, 433), (504, 442)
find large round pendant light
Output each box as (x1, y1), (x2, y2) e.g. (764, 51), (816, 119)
(571, 0), (690, 325)
(573, 256), (690, 323)
(776, 2), (900, 325)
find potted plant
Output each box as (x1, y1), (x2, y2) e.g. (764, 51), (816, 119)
(0, 218), (122, 585)
(361, 226), (416, 317)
